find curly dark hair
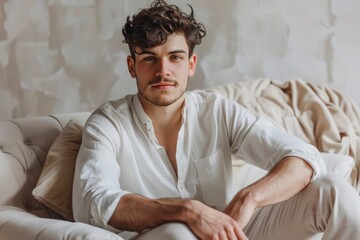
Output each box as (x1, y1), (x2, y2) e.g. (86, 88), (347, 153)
(122, 0), (206, 59)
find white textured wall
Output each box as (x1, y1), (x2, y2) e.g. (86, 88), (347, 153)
(0, 0), (360, 120)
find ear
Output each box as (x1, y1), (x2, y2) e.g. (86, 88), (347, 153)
(188, 54), (197, 77)
(127, 55), (136, 78)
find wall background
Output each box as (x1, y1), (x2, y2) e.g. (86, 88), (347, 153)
(1, 0), (360, 120)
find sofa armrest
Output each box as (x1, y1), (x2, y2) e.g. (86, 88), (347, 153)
(0, 206), (124, 240)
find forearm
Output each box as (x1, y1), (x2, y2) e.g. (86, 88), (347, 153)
(225, 156), (313, 227)
(108, 193), (191, 232)
(244, 156), (313, 207)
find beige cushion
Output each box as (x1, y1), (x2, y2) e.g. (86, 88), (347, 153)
(32, 119), (83, 221)
(320, 152), (354, 180)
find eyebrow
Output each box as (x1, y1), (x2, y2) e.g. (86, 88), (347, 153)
(136, 50), (187, 55)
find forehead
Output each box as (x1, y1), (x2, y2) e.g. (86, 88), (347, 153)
(135, 32), (189, 55)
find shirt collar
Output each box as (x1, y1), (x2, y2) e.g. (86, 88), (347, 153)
(132, 93), (189, 144)
(133, 94), (152, 129)
(133, 94), (158, 145)
(182, 94), (188, 124)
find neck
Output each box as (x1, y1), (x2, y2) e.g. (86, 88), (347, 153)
(139, 94), (185, 129)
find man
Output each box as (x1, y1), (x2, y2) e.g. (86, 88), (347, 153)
(73, 1), (360, 239)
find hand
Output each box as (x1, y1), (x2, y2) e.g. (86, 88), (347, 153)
(186, 200), (248, 240)
(223, 192), (256, 229)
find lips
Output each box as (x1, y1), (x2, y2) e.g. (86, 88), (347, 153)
(151, 83), (175, 90)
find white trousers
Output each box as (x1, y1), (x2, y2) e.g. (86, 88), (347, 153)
(125, 174), (360, 240)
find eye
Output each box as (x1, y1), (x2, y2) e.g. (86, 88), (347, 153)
(170, 55), (183, 62)
(143, 56), (156, 62)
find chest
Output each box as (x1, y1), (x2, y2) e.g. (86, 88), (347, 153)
(118, 140), (233, 210)
(157, 131), (179, 175)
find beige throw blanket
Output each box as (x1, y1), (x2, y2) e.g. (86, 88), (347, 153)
(208, 78), (360, 192)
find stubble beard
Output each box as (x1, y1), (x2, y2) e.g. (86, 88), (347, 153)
(137, 78), (187, 107)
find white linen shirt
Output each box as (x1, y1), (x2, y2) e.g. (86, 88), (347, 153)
(72, 91), (326, 232)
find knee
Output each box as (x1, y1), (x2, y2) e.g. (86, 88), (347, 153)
(311, 174), (354, 194)
(307, 174), (359, 208)
(298, 174), (360, 223)
(135, 222), (197, 240)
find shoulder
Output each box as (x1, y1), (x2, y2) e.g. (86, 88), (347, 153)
(186, 90), (228, 105)
(186, 90), (242, 112)
(186, 90), (256, 123)
(86, 94), (135, 131)
(96, 95), (134, 115)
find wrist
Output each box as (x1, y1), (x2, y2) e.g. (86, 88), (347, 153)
(153, 198), (196, 223)
(175, 199), (202, 224)
(237, 188), (260, 210)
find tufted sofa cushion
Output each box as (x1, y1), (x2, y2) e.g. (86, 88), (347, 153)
(0, 112), (90, 218)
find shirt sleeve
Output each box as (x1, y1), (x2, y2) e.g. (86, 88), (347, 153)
(227, 100), (327, 181)
(72, 112), (131, 232)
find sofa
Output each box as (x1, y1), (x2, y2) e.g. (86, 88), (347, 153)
(0, 78), (359, 240)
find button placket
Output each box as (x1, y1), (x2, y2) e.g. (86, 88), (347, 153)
(144, 120), (158, 145)
(176, 153), (187, 197)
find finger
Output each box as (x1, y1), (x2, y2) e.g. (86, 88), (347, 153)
(226, 229), (238, 240)
(219, 230), (228, 240)
(233, 225), (248, 240)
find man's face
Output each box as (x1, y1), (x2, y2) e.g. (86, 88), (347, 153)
(127, 33), (197, 107)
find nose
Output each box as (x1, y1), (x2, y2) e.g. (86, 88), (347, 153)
(156, 58), (170, 78)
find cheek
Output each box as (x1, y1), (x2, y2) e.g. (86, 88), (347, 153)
(137, 64), (154, 75)
(176, 63), (191, 75)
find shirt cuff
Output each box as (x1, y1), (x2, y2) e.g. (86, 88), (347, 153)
(90, 190), (132, 232)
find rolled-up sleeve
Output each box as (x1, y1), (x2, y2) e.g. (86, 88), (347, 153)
(230, 108), (327, 181)
(72, 113), (130, 232)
